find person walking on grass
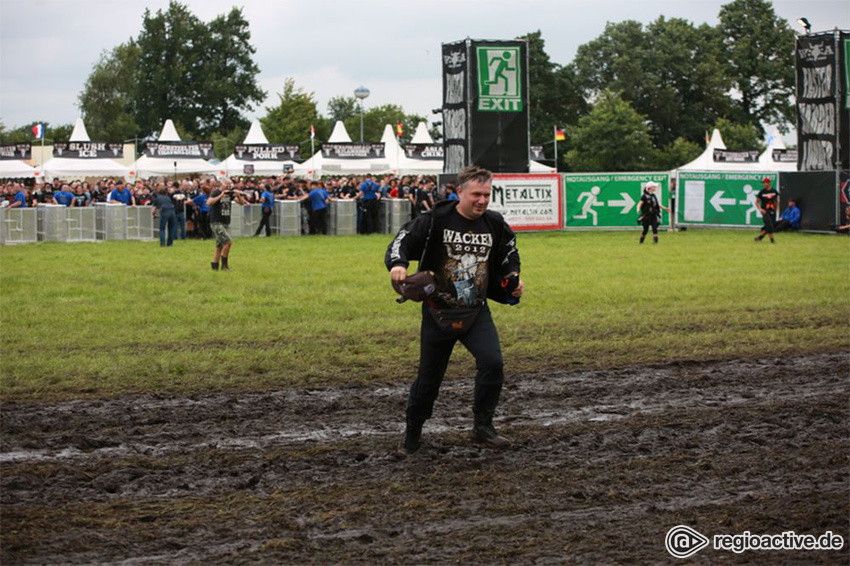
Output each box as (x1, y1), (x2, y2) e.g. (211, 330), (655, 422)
(636, 181), (669, 244)
(208, 180), (245, 271)
(754, 177), (779, 243)
(385, 164), (524, 455)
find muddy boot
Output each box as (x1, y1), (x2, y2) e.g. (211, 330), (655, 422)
(403, 420), (423, 454)
(211, 261), (219, 271)
(221, 256), (229, 271)
(471, 413), (511, 449)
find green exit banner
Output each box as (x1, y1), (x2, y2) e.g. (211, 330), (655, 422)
(677, 171), (779, 227)
(564, 173), (670, 229)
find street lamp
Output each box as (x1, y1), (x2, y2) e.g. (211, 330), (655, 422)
(354, 85), (370, 142)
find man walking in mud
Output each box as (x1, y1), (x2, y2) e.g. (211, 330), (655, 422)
(385, 165), (524, 454)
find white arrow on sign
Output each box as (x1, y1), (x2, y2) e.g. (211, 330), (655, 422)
(710, 190), (737, 212)
(607, 192), (635, 214)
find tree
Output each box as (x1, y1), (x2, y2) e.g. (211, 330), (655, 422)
(78, 43), (141, 141)
(565, 90), (655, 172)
(343, 104), (427, 144)
(713, 118), (765, 151)
(261, 79), (321, 159)
(655, 137), (703, 170)
(327, 96), (358, 123)
(79, 1), (265, 141)
(717, 0), (796, 132)
(521, 31), (588, 166)
(573, 18), (731, 148)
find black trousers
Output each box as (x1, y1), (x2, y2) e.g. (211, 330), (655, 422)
(774, 219), (793, 232)
(407, 303), (504, 424)
(310, 208), (327, 235)
(363, 199), (380, 234)
(762, 212), (776, 234)
(641, 218), (660, 237)
(255, 208), (272, 236)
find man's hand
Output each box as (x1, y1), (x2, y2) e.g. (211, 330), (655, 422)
(390, 265), (408, 283)
(513, 278), (524, 298)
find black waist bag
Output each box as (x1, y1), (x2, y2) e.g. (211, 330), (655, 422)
(427, 306), (481, 336)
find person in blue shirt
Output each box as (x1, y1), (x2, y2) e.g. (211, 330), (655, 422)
(253, 183), (276, 237)
(357, 175), (381, 234)
(308, 181), (330, 235)
(775, 199), (801, 232)
(192, 187), (212, 239)
(54, 184), (75, 207)
(5, 187), (28, 210)
(107, 179), (135, 206)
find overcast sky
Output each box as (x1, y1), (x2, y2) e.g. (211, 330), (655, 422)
(1, 0), (848, 133)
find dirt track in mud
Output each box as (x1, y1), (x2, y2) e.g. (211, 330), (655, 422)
(1, 351), (848, 565)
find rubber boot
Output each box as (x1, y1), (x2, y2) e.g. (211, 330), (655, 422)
(221, 256), (229, 271)
(211, 261), (219, 271)
(403, 420), (423, 454)
(471, 412), (511, 449)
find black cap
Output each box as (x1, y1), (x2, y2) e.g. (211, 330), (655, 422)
(392, 270), (436, 303)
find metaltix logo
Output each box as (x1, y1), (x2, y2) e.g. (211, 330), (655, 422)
(476, 46), (522, 112)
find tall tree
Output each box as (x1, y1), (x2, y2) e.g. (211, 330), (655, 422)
(327, 96), (359, 123)
(78, 43), (141, 141)
(261, 79), (321, 159)
(565, 90), (656, 172)
(713, 118), (765, 151)
(573, 18), (731, 148)
(717, 0), (796, 131)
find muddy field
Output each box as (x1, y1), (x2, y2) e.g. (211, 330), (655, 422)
(1, 351), (848, 564)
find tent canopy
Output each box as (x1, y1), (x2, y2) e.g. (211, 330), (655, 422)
(134, 119), (219, 179)
(222, 120), (298, 177)
(295, 121), (391, 177)
(0, 160), (36, 179)
(41, 117), (130, 181)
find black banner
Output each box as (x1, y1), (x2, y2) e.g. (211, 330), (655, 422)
(144, 141), (214, 159)
(321, 143), (385, 159)
(0, 143), (31, 161)
(442, 41), (469, 174)
(233, 144), (300, 162)
(713, 149), (760, 163)
(841, 170), (850, 226)
(840, 32), (850, 170)
(796, 33), (839, 171)
(779, 171), (838, 231)
(772, 149), (799, 163)
(53, 142), (123, 159)
(530, 146), (544, 160)
(403, 144), (443, 160)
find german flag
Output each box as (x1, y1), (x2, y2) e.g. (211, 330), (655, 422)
(555, 128), (566, 141)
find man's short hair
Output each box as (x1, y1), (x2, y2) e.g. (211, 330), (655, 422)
(457, 165), (493, 188)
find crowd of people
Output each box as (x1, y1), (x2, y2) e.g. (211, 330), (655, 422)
(0, 174), (456, 239)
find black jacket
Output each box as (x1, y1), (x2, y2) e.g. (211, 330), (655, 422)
(384, 200), (521, 305)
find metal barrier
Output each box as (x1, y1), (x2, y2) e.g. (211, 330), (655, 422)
(380, 198), (412, 234)
(96, 203), (128, 241)
(127, 206), (156, 240)
(37, 205), (69, 242)
(0, 208), (38, 245)
(67, 208), (97, 242)
(329, 199), (357, 235)
(273, 200), (301, 237)
(230, 204), (263, 238)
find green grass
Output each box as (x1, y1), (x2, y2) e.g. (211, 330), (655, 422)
(1, 230), (848, 401)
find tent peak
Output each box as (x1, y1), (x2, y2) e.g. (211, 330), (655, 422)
(328, 121), (352, 143)
(69, 118), (91, 142)
(158, 120), (182, 142)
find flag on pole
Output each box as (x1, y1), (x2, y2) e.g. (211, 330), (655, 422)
(310, 125), (316, 139)
(705, 131), (711, 146)
(396, 122), (404, 137)
(555, 127), (566, 141)
(32, 123), (44, 139)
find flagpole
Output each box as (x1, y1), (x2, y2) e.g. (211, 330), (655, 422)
(553, 125), (558, 172)
(310, 125), (315, 181)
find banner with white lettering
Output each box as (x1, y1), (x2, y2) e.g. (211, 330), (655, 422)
(796, 33), (839, 171)
(530, 146), (544, 161)
(53, 142), (123, 159)
(442, 41), (469, 174)
(772, 149), (799, 163)
(403, 144), (443, 160)
(0, 143), (32, 161)
(321, 143), (385, 159)
(713, 149), (759, 163)
(144, 141), (214, 159)
(488, 173), (562, 231)
(233, 144), (300, 162)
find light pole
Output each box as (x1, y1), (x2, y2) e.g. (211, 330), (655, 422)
(354, 85), (370, 142)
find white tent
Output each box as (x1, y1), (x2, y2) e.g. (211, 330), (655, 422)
(295, 121), (391, 178)
(758, 135), (798, 172)
(41, 118), (131, 181)
(410, 122), (433, 144)
(222, 120), (299, 177)
(134, 119), (220, 179)
(678, 129), (769, 172)
(0, 160), (36, 179)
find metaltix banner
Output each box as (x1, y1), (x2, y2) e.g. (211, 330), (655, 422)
(489, 174), (562, 231)
(677, 171), (779, 227)
(564, 173), (669, 229)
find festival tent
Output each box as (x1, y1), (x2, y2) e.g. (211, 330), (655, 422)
(222, 120), (299, 177)
(0, 160), (36, 179)
(410, 122), (434, 144)
(41, 118), (131, 181)
(394, 122), (444, 176)
(295, 121), (391, 177)
(758, 135), (798, 172)
(677, 129), (768, 172)
(134, 119), (220, 179)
